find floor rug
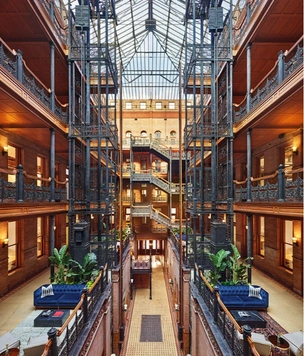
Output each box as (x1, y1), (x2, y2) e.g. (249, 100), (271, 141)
(253, 312), (288, 356)
(253, 312), (287, 337)
(140, 315), (163, 342)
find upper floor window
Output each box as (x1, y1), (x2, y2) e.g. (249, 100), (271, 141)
(7, 145), (17, 183)
(37, 156), (46, 187)
(155, 102), (162, 109)
(140, 102), (146, 109)
(125, 131), (132, 138)
(126, 102), (132, 109)
(155, 130), (161, 139)
(259, 155), (265, 186)
(140, 130), (147, 138)
(258, 216), (265, 256)
(8, 221), (18, 272)
(169, 102), (175, 109)
(170, 130), (176, 137)
(37, 217), (43, 257)
(284, 220), (293, 270)
(285, 145), (294, 180)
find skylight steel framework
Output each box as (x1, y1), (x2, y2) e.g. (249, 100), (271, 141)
(67, 0), (119, 267)
(183, 0), (234, 267)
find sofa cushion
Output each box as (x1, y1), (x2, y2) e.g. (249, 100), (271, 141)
(41, 284), (54, 298)
(248, 285), (262, 299)
(58, 293), (83, 305)
(221, 295), (244, 306)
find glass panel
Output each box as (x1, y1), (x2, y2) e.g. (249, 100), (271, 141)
(284, 220), (293, 270)
(8, 221), (17, 272)
(259, 216), (265, 256)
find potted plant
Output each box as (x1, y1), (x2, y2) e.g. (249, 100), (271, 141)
(49, 245), (77, 284)
(227, 244), (253, 285)
(49, 245), (99, 287)
(205, 249), (231, 286)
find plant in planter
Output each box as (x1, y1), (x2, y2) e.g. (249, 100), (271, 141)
(72, 252), (99, 285)
(205, 249), (231, 286)
(49, 245), (77, 284)
(227, 244), (253, 285)
(49, 245), (99, 286)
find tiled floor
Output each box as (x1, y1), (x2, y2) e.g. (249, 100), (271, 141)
(122, 259), (180, 356)
(0, 262), (302, 355)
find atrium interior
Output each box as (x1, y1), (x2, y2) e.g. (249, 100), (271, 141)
(0, 0), (302, 355)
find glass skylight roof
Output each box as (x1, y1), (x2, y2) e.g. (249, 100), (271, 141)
(63, 0), (238, 100)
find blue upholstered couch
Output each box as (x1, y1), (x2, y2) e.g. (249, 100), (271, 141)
(34, 284), (86, 309)
(218, 285), (269, 310)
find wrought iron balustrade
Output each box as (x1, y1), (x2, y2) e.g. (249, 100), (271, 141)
(234, 37), (303, 123)
(234, 166), (303, 203)
(41, 266), (109, 356)
(193, 265), (262, 356)
(0, 165), (67, 203)
(0, 39), (68, 123)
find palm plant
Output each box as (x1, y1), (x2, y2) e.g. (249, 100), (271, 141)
(227, 244), (253, 284)
(205, 249), (231, 286)
(72, 252), (99, 283)
(49, 245), (76, 284)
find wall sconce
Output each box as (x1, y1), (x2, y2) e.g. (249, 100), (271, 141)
(174, 303), (179, 311)
(2, 146), (8, 156)
(2, 238), (8, 248)
(130, 279), (133, 284)
(123, 304), (128, 311)
(292, 237), (299, 246)
(169, 278), (173, 285)
(292, 146), (298, 156)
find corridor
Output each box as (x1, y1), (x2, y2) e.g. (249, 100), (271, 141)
(121, 258), (181, 356)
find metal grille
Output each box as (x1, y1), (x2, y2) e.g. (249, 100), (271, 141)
(140, 315), (163, 342)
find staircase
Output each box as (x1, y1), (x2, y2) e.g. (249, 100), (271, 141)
(131, 204), (179, 229)
(131, 170), (184, 194)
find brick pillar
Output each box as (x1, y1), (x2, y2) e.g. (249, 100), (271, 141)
(182, 267), (191, 353)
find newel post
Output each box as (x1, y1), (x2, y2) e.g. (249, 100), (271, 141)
(83, 286), (89, 325)
(48, 327), (58, 356)
(213, 285), (219, 324)
(242, 325), (252, 356)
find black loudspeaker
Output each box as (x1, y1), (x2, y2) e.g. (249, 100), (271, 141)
(119, 325), (124, 342)
(75, 5), (90, 30)
(178, 323), (183, 341)
(210, 221), (230, 255)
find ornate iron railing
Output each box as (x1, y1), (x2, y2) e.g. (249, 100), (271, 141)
(0, 40), (68, 123)
(41, 266), (109, 356)
(234, 166), (303, 203)
(193, 265), (261, 356)
(0, 165), (67, 203)
(234, 37), (303, 123)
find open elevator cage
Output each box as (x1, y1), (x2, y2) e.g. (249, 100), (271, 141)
(183, 0), (234, 268)
(67, 0), (119, 267)
(65, 0), (235, 270)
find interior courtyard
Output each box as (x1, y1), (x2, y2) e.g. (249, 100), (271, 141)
(0, 0), (303, 355)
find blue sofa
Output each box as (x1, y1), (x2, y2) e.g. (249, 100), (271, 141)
(218, 285), (269, 310)
(34, 284), (86, 309)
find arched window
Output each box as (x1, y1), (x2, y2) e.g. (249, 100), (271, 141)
(125, 131), (132, 145)
(170, 130), (176, 137)
(155, 130), (161, 139)
(140, 130), (147, 137)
